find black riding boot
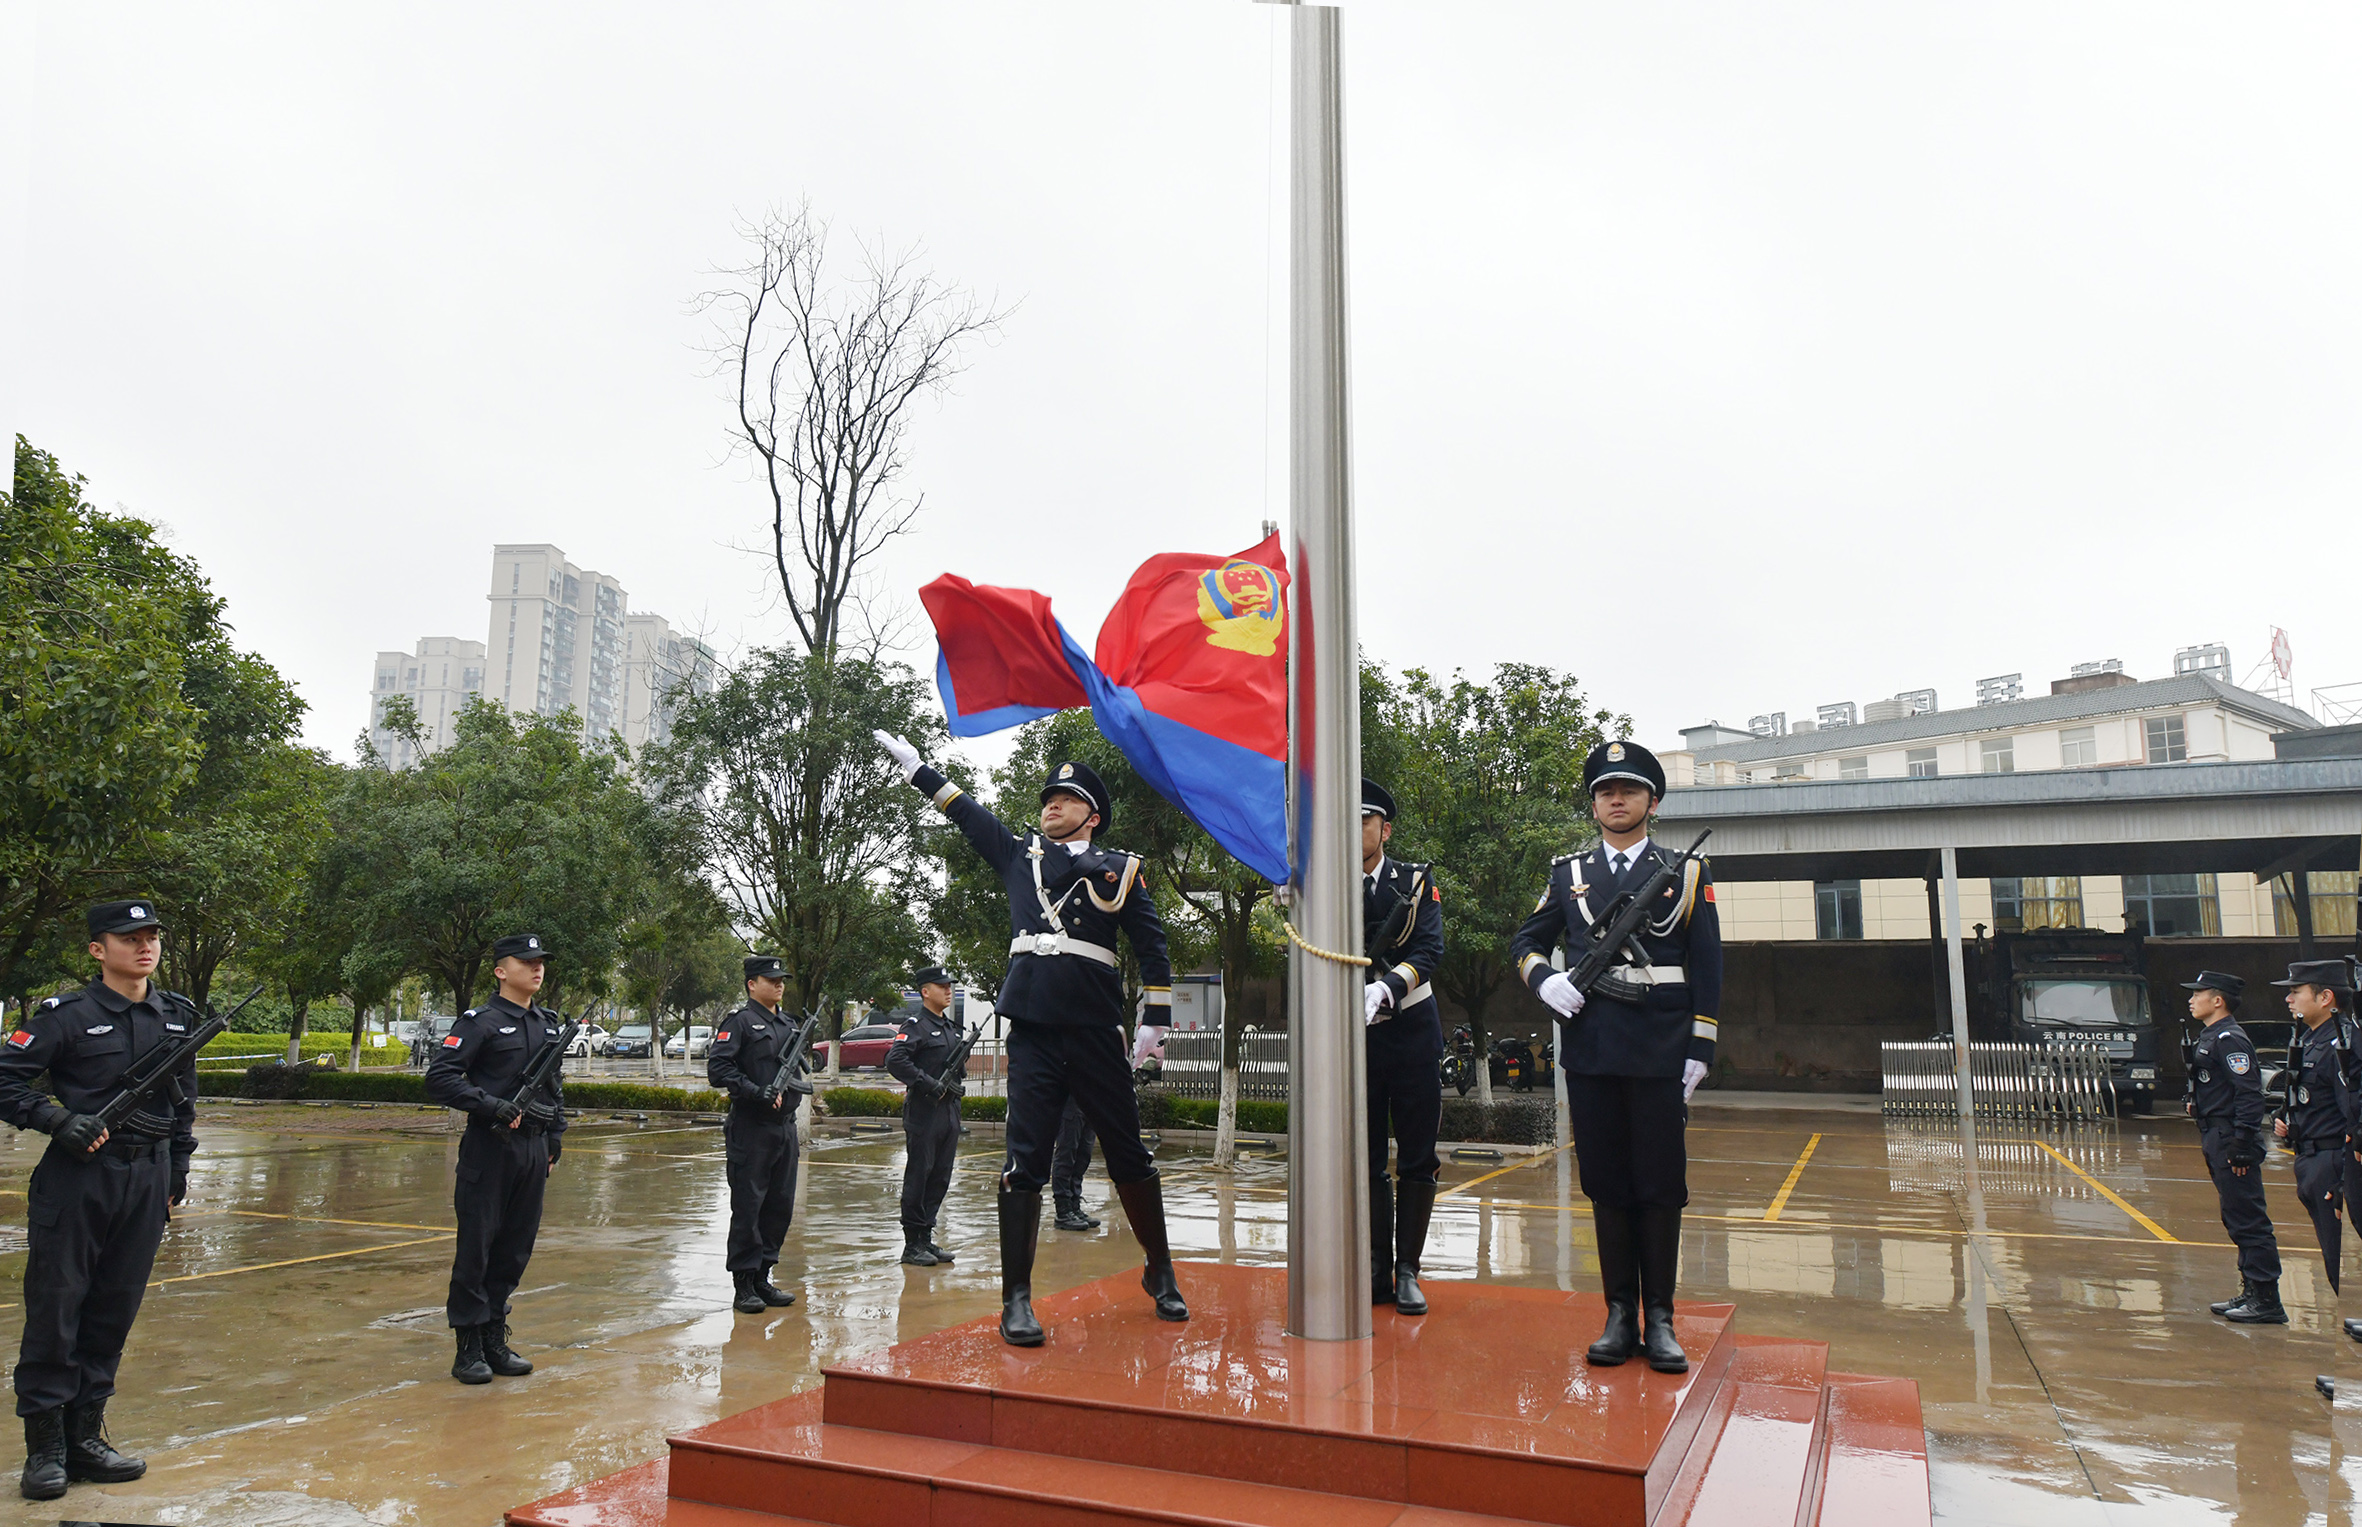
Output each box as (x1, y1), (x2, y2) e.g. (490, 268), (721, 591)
(1371, 1170), (1398, 1305)
(19, 1409), (65, 1501)
(1586, 1205), (1640, 1366)
(481, 1321), (534, 1377)
(1115, 1176), (1190, 1322)
(1395, 1179), (1437, 1316)
(452, 1325), (493, 1384)
(1638, 1205), (1689, 1373)
(999, 1185), (1045, 1346)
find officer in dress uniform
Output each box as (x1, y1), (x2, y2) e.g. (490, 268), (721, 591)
(1510, 741), (1720, 1375)
(886, 967), (966, 1266)
(0, 901), (191, 1501)
(2184, 972), (2282, 1323)
(708, 954), (803, 1313)
(1360, 780), (1446, 1316)
(874, 731), (1189, 1345)
(423, 933), (568, 1385)
(1051, 1098), (1102, 1232)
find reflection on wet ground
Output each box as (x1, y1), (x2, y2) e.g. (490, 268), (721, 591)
(0, 1098), (2356, 1524)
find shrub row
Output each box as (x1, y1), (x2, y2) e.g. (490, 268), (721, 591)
(201, 1032), (371, 1062)
(196, 1067), (728, 1113)
(820, 1087), (1008, 1123)
(1132, 1092), (1557, 1146)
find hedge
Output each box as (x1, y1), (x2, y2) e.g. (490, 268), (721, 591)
(202, 1033), (374, 1063)
(197, 1067), (728, 1113)
(1133, 1092), (1556, 1146)
(821, 1087), (1007, 1123)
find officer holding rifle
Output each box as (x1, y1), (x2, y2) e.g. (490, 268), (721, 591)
(0, 900), (200, 1500)
(708, 954), (806, 1313)
(425, 932), (569, 1386)
(887, 966), (968, 1266)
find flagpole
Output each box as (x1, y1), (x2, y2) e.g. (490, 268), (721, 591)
(1281, 0), (1369, 1343)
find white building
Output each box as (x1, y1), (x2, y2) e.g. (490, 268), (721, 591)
(367, 638), (487, 768)
(622, 612), (719, 751)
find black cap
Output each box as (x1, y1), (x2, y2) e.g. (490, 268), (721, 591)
(744, 954), (786, 982)
(2181, 970), (2245, 1000)
(1041, 760), (1113, 829)
(2274, 960), (2356, 992)
(86, 900), (165, 939)
(1361, 779), (1395, 820)
(1584, 740), (1666, 798)
(912, 965), (954, 989)
(492, 933), (550, 961)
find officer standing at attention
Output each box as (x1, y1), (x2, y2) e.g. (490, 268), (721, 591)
(1051, 1099), (1102, 1232)
(2184, 972), (2282, 1323)
(2275, 961), (2358, 1298)
(708, 954), (803, 1313)
(424, 933), (568, 1385)
(1360, 780), (1446, 1316)
(0, 901), (191, 1501)
(874, 731), (1189, 1345)
(1511, 741), (1721, 1375)
(887, 966), (966, 1266)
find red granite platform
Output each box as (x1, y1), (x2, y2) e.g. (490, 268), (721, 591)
(510, 1264), (1929, 1527)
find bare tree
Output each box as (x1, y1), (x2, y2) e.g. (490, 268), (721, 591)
(702, 205), (1004, 660)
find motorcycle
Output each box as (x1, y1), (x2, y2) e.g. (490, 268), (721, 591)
(1440, 1025), (1477, 1098)
(1489, 1033), (1555, 1093)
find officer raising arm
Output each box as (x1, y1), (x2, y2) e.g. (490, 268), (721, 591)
(2183, 972), (2282, 1324)
(886, 967), (966, 1267)
(1360, 780), (1447, 1317)
(708, 955), (802, 1314)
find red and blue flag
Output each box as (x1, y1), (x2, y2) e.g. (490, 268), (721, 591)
(919, 534), (1290, 883)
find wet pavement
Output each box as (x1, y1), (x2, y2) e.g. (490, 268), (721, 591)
(0, 1098), (2355, 1524)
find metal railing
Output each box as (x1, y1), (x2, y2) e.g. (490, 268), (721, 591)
(1879, 1040), (2117, 1124)
(1157, 1030), (1290, 1101)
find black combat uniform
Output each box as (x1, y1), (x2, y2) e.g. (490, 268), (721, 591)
(1360, 779), (1446, 1317)
(2184, 972), (2282, 1323)
(2276, 961), (2361, 1301)
(1510, 741), (1720, 1376)
(1051, 1098), (1102, 1231)
(423, 933), (567, 1384)
(886, 970), (966, 1266)
(0, 900), (190, 1499)
(895, 747), (1188, 1345)
(707, 954), (803, 1313)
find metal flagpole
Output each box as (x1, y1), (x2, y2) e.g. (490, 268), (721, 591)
(1282, 0), (1369, 1343)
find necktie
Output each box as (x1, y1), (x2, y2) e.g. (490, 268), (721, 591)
(1611, 852), (1629, 878)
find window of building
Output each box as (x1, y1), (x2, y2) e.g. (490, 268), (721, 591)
(1980, 736), (2015, 773)
(1906, 748), (1938, 778)
(2145, 715), (2187, 763)
(2272, 872), (2360, 939)
(1838, 755), (1869, 780)
(1991, 877), (2084, 933)
(2060, 726), (2097, 767)
(1815, 881), (1864, 940)
(1772, 762), (1805, 780)
(2123, 873), (2219, 936)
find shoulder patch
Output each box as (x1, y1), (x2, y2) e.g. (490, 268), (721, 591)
(6, 1030), (32, 1048)
(441, 1034), (464, 1048)
(715, 1030), (731, 1043)
(2228, 1051), (2252, 1076)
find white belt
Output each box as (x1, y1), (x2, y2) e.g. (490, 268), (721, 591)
(1011, 933), (1118, 968)
(1618, 965), (1688, 986)
(1401, 982), (1433, 1008)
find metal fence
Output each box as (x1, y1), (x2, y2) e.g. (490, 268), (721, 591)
(1157, 1030), (1290, 1102)
(1882, 1123), (2126, 1198)
(1879, 1040), (2117, 1125)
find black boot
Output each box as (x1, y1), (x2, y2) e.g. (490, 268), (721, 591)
(999, 1185), (1045, 1346)
(452, 1325), (493, 1384)
(2344, 1316), (2362, 1342)
(1371, 1169), (1398, 1306)
(1586, 1205), (1640, 1366)
(1116, 1177), (1190, 1321)
(2225, 1279), (2289, 1325)
(754, 1265), (798, 1305)
(480, 1321), (533, 1377)
(2320, 1375), (2338, 1401)
(1638, 1206), (1689, 1373)
(732, 1269), (769, 1312)
(901, 1234), (939, 1267)
(2210, 1288), (2249, 1317)
(925, 1241), (955, 1263)
(1054, 1197), (1097, 1232)
(19, 1409), (65, 1501)
(1394, 1179), (1436, 1317)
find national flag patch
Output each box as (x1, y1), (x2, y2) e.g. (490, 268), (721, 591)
(1702, 885), (1716, 902)
(715, 1031), (730, 1042)
(5, 1030), (32, 1048)
(441, 1034), (463, 1048)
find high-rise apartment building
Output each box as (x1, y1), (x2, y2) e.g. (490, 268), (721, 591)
(623, 612), (719, 751)
(368, 638), (488, 767)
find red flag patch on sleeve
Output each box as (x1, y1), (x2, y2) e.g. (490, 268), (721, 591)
(715, 1031), (730, 1042)
(6, 1030), (32, 1048)
(1702, 885), (1716, 902)
(441, 1034), (463, 1048)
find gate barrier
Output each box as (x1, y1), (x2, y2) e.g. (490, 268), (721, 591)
(1879, 1040), (2117, 1125)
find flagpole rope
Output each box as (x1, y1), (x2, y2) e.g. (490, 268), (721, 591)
(1281, 921), (1367, 967)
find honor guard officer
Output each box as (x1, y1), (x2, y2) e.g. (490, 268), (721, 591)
(424, 933), (568, 1385)
(1511, 741), (1721, 1375)
(1360, 779), (1446, 1316)
(0, 900), (193, 1501)
(2184, 972), (2283, 1323)
(1051, 1099), (1102, 1233)
(708, 955), (803, 1313)
(874, 731), (1190, 1345)
(886, 967), (966, 1266)
(2275, 961), (2360, 1302)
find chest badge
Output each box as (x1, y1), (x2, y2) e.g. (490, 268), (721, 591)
(750, 1024), (767, 1033)
(2300, 1085), (2312, 1104)
(498, 1026), (519, 1035)
(2198, 1070), (2211, 1083)
(2228, 1052), (2251, 1075)
(84, 1025), (113, 1035)
(165, 1022), (186, 1033)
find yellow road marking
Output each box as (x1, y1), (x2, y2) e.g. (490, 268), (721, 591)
(1437, 1141), (1575, 1200)
(0, 1233), (454, 1313)
(225, 1209), (453, 1233)
(2031, 1141), (2179, 1243)
(1764, 1134), (1822, 1223)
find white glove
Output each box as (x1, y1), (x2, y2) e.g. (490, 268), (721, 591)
(1364, 982), (1392, 1024)
(1537, 972), (1584, 1018)
(872, 730), (922, 782)
(1683, 1059), (1709, 1101)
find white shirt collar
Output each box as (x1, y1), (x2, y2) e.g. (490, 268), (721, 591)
(1602, 836), (1650, 869)
(1365, 854), (1388, 885)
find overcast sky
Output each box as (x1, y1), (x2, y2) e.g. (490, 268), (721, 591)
(9, 2), (2359, 766)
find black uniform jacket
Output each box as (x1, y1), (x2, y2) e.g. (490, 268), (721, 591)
(2189, 1019), (2267, 1133)
(425, 996), (570, 1145)
(708, 1000), (800, 1117)
(0, 980), (199, 1166)
(1510, 839), (1723, 1079)
(1365, 857), (1444, 1056)
(886, 1006), (965, 1099)
(2284, 1018), (2351, 1151)
(912, 763), (1171, 1027)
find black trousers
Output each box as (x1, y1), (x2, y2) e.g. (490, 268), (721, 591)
(1002, 1021), (1154, 1192)
(446, 1124), (549, 1327)
(1564, 1072), (1688, 1210)
(1051, 1097), (1096, 1203)
(724, 1107), (798, 1270)
(14, 1142), (169, 1416)
(1367, 1033), (1443, 1261)
(2200, 1125), (2281, 1285)
(2295, 1146), (2348, 1292)
(901, 1097), (960, 1233)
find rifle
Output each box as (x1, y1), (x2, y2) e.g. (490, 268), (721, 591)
(1370, 889), (1415, 968)
(758, 1008), (821, 1105)
(1564, 830), (1714, 1004)
(507, 1001), (595, 1123)
(929, 1019), (986, 1099)
(98, 984), (264, 1139)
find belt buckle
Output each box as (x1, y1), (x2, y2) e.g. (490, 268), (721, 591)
(1032, 933), (1063, 957)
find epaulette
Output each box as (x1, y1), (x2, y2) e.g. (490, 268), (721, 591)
(36, 994), (65, 1011)
(462, 1008), (481, 1020)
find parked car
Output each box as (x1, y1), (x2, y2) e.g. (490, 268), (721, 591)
(664, 1025), (715, 1060)
(608, 1024), (655, 1059)
(835, 1022), (901, 1070)
(567, 1024), (611, 1058)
